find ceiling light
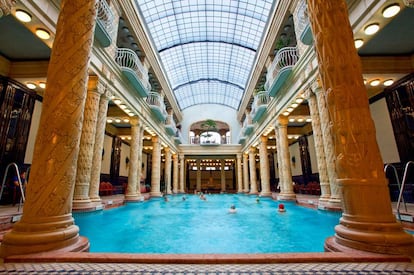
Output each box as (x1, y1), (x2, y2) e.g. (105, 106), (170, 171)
(120, 104), (127, 109)
(369, 79), (381, 86)
(15, 10), (32, 22)
(113, 99), (122, 104)
(364, 24), (380, 35)
(354, 39), (364, 49)
(295, 98), (304, 104)
(35, 28), (51, 40)
(283, 111), (290, 116)
(26, 82), (37, 89)
(38, 82), (46, 89)
(291, 103), (298, 108)
(363, 79), (367, 85)
(286, 107), (294, 112)
(107, 119), (113, 123)
(123, 118), (130, 123)
(383, 79), (394, 86)
(289, 118), (295, 122)
(115, 119), (121, 123)
(121, 137), (126, 140)
(297, 118), (304, 122)
(306, 118), (312, 122)
(382, 4), (401, 18)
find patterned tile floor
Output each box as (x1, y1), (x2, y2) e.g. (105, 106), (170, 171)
(0, 262), (414, 274)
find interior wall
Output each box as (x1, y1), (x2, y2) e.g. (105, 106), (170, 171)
(24, 100), (42, 164)
(288, 142), (302, 176)
(101, 134), (112, 174)
(369, 98), (400, 163)
(119, 142), (130, 177)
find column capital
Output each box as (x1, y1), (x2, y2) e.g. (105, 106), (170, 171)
(303, 87), (315, 100)
(87, 76), (104, 96)
(236, 153), (242, 160)
(249, 146), (256, 153)
(311, 77), (323, 93)
(260, 135), (268, 143)
(276, 116), (289, 127)
(130, 117), (140, 127)
(179, 154), (185, 160)
(172, 153), (178, 160)
(0, 0), (16, 17)
(151, 135), (159, 143)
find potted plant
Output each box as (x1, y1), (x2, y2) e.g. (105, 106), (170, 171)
(201, 119), (217, 143)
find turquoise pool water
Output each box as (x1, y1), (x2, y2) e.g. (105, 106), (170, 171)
(73, 194), (341, 253)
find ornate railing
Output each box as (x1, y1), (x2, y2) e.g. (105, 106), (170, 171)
(265, 47), (299, 91)
(242, 113), (254, 136)
(146, 92), (168, 120)
(251, 91), (270, 118)
(96, 0), (115, 39)
(115, 48), (151, 91)
(295, 0), (313, 45)
(165, 114), (177, 136)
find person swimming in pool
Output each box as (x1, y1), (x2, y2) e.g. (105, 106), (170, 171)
(229, 204), (237, 213)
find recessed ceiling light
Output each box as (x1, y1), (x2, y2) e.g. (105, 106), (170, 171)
(107, 119), (113, 123)
(287, 107), (294, 112)
(364, 24), (380, 35)
(369, 79), (381, 86)
(38, 82), (46, 89)
(113, 99), (122, 104)
(15, 10), (32, 22)
(120, 104), (127, 109)
(35, 28), (51, 40)
(115, 119), (121, 123)
(382, 4), (401, 18)
(289, 118), (295, 122)
(295, 98), (304, 104)
(297, 118), (304, 122)
(383, 79), (394, 86)
(123, 118), (130, 123)
(291, 103), (298, 108)
(26, 82), (37, 89)
(306, 118), (312, 122)
(354, 39), (364, 49)
(282, 111), (290, 116)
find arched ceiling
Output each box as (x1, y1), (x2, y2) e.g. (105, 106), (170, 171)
(135, 0), (274, 110)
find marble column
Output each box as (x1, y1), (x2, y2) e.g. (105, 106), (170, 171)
(125, 117), (142, 201)
(276, 116), (296, 200)
(196, 159), (201, 192)
(304, 87), (331, 203)
(164, 147), (172, 194)
(275, 129), (284, 193)
(0, 0), (95, 257)
(236, 153), (243, 193)
(136, 125), (144, 196)
(73, 77), (103, 210)
(179, 154), (185, 193)
(0, 0), (15, 17)
(242, 153), (249, 193)
(314, 82), (341, 208)
(89, 88), (111, 204)
(307, 0), (414, 256)
(220, 159), (226, 192)
(248, 147), (258, 194)
(259, 135), (272, 196)
(172, 154), (179, 193)
(150, 136), (162, 197)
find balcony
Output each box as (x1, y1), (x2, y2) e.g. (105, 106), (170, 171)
(174, 130), (183, 144)
(265, 47), (299, 97)
(165, 114), (177, 136)
(146, 92), (168, 122)
(251, 91), (270, 122)
(95, 0), (115, 47)
(238, 131), (246, 144)
(296, 0), (313, 45)
(115, 48), (150, 97)
(242, 113), (254, 136)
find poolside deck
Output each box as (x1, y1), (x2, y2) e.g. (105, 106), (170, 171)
(1, 193), (413, 274)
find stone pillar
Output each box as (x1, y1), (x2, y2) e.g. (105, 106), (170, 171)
(172, 154), (179, 193)
(196, 159), (201, 192)
(0, 0), (15, 17)
(259, 135), (271, 196)
(73, 76), (103, 210)
(125, 117), (142, 201)
(150, 136), (162, 197)
(276, 116), (296, 200)
(242, 153), (249, 193)
(89, 87), (111, 204)
(275, 129), (284, 193)
(164, 147), (172, 194)
(220, 159), (226, 192)
(314, 82), (341, 208)
(236, 153), (243, 193)
(248, 147), (258, 194)
(136, 125), (144, 196)
(304, 87), (331, 203)
(0, 0), (95, 257)
(307, 0), (414, 256)
(179, 154), (185, 193)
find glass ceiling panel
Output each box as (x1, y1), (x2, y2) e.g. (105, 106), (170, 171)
(136, 0), (274, 110)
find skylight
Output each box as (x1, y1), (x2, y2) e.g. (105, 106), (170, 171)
(136, 0), (274, 110)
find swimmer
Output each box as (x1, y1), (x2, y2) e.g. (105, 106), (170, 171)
(182, 196), (186, 201)
(256, 197), (260, 203)
(229, 204), (237, 213)
(278, 203), (286, 212)
(200, 194), (207, 201)
(163, 195), (169, 202)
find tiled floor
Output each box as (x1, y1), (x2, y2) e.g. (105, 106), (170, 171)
(0, 262), (413, 274)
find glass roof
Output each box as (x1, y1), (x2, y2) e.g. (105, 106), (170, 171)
(135, 0), (274, 110)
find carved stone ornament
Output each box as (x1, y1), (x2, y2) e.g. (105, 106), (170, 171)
(403, 0), (414, 8)
(0, 0), (16, 17)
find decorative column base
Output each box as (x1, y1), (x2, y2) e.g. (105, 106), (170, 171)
(260, 191), (272, 197)
(277, 192), (296, 201)
(0, 215), (90, 257)
(327, 197), (342, 211)
(72, 199), (96, 211)
(150, 191), (163, 197)
(125, 194), (143, 201)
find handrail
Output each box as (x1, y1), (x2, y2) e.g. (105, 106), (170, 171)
(384, 164), (406, 215)
(115, 48), (151, 90)
(265, 47), (299, 89)
(96, 0), (115, 37)
(295, 0), (309, 37)
(396, 161), (414, 220)
(0, 162), (26, 210)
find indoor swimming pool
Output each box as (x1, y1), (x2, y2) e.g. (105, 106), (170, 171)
(73, 194), (341, 253)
